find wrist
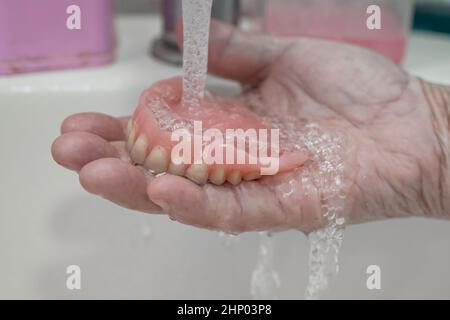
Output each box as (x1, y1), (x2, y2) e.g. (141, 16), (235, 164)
(420, 79), (450, 218)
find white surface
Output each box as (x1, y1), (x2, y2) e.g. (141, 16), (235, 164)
(1, 16), (450, 299)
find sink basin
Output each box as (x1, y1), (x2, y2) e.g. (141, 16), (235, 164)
(0, 15), (450, 299)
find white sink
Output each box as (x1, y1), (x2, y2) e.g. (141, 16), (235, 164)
(1, 15), (450, 299)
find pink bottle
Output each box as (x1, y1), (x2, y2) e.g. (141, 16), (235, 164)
(0, 0), (115, 75)
(263, 0), (414, 64)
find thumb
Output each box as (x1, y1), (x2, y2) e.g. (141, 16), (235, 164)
(177, 19), (292, 84)
(146, 174), (214, 229)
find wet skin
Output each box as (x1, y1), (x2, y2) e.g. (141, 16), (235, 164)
(52, 22), (450, 234)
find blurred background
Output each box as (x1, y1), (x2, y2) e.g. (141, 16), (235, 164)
(114, 0), (159, 13)
(0, 0), (450, 299)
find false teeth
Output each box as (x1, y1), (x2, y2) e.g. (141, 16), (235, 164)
(209, 166), (226, 185)
(185, 163), (209, 185)
(130, 135), (148, 165)
(227, 170), (242, 186)
(124, 77), (312, 186)
(243, 172), (261, 181)
(127, 125), (137, 152)
(126, 119), (132, 137)
(144, 146), (169, 174)
(168, 160), (187, 176)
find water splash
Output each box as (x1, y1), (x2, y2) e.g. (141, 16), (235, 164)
(300, 125), (347, 299)
(305, 225), (344, 299)
(219, 231), (241, 247)
(140, 220), (153, 239)
(243, 91), (348, 299)
(248, 119), (348, 299)
(250, 232), (281, 299)
(148, 92), (349, 298)
(178, 1), (348, 299)
(182, 0), (213, 108)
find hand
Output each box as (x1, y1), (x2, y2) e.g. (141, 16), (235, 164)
(51, 22), (448, 234)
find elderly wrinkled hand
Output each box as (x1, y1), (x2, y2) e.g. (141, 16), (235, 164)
(51, 22), (450, 234)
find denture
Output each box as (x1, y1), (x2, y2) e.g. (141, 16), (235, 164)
(126, 77), (308, 185)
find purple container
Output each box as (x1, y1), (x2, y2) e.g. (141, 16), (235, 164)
(0, 0), (115, 75)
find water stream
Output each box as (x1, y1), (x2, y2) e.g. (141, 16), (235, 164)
(182, 0), (213, 108)
(181, 0), (347, 300)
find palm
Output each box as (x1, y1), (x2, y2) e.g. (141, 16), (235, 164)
(52, 24), (437, 233)
(253, 40), (437, 230)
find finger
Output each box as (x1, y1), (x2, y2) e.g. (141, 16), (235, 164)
(51, 132), (118, 172)
(147, 175), (285, 233)
(79, 158), (161, 213)
(61, 112), (126, 141)
(177, 20), (291, 84)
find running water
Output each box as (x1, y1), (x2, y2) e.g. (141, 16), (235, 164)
(242, 91), (348, 299)
(179, 0), (348, 299)
(182, 0), (213, 108)
(299, 125), (347, 299)
(250, 232), (281, 299)
(253, 120), (347, 299)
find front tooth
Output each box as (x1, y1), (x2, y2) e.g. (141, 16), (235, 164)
(185, 164), (209, 185)
(168, 161), (187, 176)
(127, 125), (137, 152)
(243, 172), (261, 181)
(125, 119), (132, 137)
(144, 146), (169, 174)
(209, 166), (226, 185)
(227, 170), (242, 186)
(130, 135), (148, 164)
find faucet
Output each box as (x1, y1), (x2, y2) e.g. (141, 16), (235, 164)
(152, 0), (241, 65)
